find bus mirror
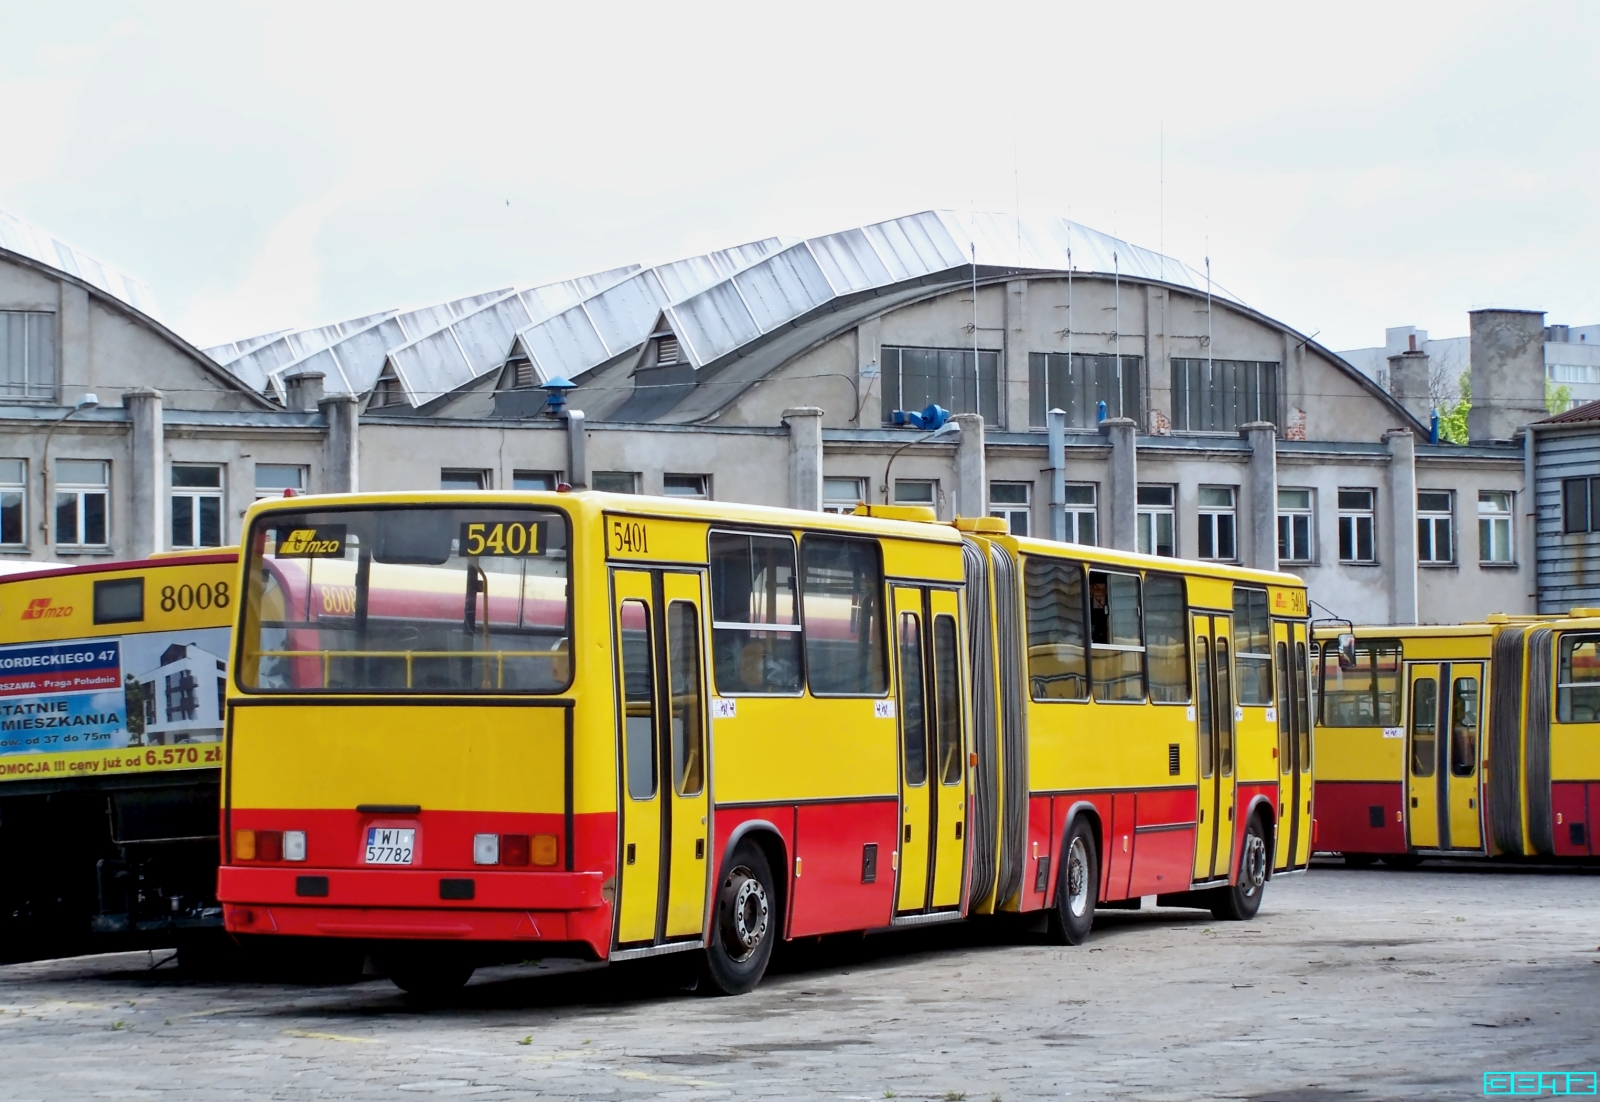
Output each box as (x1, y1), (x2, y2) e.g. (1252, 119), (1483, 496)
(1336, 633), (1358, 670)
(375, 512), (453, 565)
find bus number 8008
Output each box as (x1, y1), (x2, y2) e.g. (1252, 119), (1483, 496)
(160, 582), (229, 612)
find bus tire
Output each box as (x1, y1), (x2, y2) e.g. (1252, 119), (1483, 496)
(1049, 818), (1098, 946)
(1211, 815), (1269, 921)
(1343, 853), (1379, 868)
(381, 949), (475, 998)
(700, 841), (777, 996)
(1381, 853), (1423, 869)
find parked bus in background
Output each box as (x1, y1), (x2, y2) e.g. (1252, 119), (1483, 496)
(218, 491), (1311, 995)
(1313, 615), (1600, 865)
(0, 550), (234, 957)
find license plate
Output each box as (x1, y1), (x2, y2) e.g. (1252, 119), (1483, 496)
(365, 827), (415, 865)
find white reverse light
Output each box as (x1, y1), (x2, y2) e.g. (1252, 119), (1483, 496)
(473, 833), (499, 865)
(283, 830), (307, 862)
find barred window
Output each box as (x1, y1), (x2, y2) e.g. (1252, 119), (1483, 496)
(1171, 359), (1279, 432)
(1029, 353), (1142, 428)
(881, 346), (1000, 424)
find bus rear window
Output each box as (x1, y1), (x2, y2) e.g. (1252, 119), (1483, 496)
(1319, 639), (1401, 726)
(239, 506), (571, 694)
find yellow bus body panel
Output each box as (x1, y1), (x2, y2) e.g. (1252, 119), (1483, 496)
(229, 704), (566, 813)
(712, 696), (896, 804)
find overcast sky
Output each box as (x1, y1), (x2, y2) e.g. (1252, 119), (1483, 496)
(2, 1), (1595, 351)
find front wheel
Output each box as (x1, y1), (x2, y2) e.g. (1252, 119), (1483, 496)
(380, 949), (475, 998)
(700, 841), (777, 995)
(1211, 816), (1269, 921)
(1049, 818), (1098, 945)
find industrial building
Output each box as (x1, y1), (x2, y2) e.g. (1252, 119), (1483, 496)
(0, 207), (1554, 625)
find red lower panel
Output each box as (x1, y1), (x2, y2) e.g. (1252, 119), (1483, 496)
(1552, 782), (1591, 856)
(226, 808), (617, 882)
(1022, 795), (1054, 910)
(1045, 794), (1111, 909)
(227, 903), (597, 950)
(789, 799), (898, 937)
(712, 806), (794, 931)
(1313, 781), (1405, 854)
(1128, 788), (1197, 897)
(219, 865), (604, 910)
(1104, 793), (1135, 901)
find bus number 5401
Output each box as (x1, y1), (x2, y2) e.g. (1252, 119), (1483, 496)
(611, 519), (648, 555)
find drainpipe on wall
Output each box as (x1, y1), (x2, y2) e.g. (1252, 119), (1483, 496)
(1523, 425), (1539, 613)
(1047, 408), (1067, 542)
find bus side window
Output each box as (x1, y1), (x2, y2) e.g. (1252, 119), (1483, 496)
(933, 614), (962, 785)
(1275, 641), (1292, 763)
(801, 536), (887, 696)
(1295, 641), (1311, 770)
(667, 601), (704, 797)
(1411, 677), (1437, 777)
(1023, 557), (1088, 702)
(1090, 570), (1144, 703)
(1232, 587), (1272, 706)
(1144, 574), (1189, 703)
(708, 532), (801, 696)
(899, 613), (927, 786)
(1557, 634), (1600, 723)
(1450, 675), (1478, 777)
(620, 599), (657, 800)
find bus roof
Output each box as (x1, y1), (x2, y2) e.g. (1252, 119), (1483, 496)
(0, 549), (237, 587)
(1006, 532), (1306, 589)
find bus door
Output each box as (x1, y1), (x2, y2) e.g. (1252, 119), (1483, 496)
(892, 586), (966, 913)
(1445, 664), (1484, 850)
(1406, 663), (1442, 849)
(1272, 621), (1313, 868)
(611, 568), (712, 946)
(1192, 613), (1237, 882)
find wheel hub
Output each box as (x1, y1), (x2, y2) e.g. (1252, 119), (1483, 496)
(1241, 833), (1268, 896)
(721, 866), (768, 962)
(1065, 837), (1090, 917)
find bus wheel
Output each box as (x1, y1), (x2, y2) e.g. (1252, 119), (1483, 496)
(381, 950), (475, 999)
(1212, 816), (1269, 921)
(701, 842), (776, 996)
(1049, 818), (1098, 945)
(1381, 853), (1423, 869)
(1343, 853), (1379, 868)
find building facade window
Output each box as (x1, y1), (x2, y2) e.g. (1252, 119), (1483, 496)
(1338, 489), (1377, 563)
(881, 346), (1000, 425)
(989, 482), (1031, 536)
(0, 311), (56, 400)
(1028, 353), (1142, 429)
(663, 474), (709, 498)
(1136, 485), (1176, 557)
(894, 479), (936, 506)
(1479, 491), (1514, 563)
(55, 459), (108, 548)
(1197, 486), (1237, 561)
(1277, 489), (1314, 564)
(441, 469), (490, 490)
(254, 464), (305, 499)
(592, 471), (639, 494)
(1065, 483), (1097, 545)
(171, 465), (223, 549)
(0, 459), (24, 546)
(1417, 491), (1454, 564)
(1170, 359), (1280, 433)
(822, 477), (866, 515)
(512, 470), (560, 491)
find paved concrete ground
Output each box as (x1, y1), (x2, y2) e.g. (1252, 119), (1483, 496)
(0, 864), (1597, 1100)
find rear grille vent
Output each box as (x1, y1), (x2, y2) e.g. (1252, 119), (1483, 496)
(656, 336), (680, 365)
(1168, 744), (1180, 775)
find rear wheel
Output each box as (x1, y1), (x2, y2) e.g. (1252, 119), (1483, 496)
(1211, 815), (1269, 921)
(1049, 818), (1098, 945)
(381, 949), (475, 998)
(1343, 852), (1379, 868)
(700, 842), (776, 996)
(1381, 853), (1423, 869)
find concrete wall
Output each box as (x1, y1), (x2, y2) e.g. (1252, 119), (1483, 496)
(1470, 309), (1547, 443)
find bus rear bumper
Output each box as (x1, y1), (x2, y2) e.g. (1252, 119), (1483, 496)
(218, 866), (610, 952)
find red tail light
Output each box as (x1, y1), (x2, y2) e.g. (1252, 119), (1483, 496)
(257, 831), (284, 862)
(500, 834), (530, 866)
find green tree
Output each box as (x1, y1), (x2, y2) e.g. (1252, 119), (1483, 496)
(1435, 372), (1470, 444)
(124, 674), (145, 745)
(1546, 378), (1573, 415)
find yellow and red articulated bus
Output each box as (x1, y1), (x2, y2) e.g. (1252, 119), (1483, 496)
(0, 551), (235, 954)
(1312, 616), (1600, 865)
(218, 492), (1310, 995)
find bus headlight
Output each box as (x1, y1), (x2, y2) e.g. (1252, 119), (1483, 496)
(473, 833), (499, 865)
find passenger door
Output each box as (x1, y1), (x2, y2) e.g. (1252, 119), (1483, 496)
(893, 586), (932, 912)
(1445, 664), (1484, 851)
(1272, 621), (1313, 869)
(1192, 613), (1237, 882)
(611, 568), (711, 947)
(1406, 663), (1442, 850)
(927, 589), (967, 910)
